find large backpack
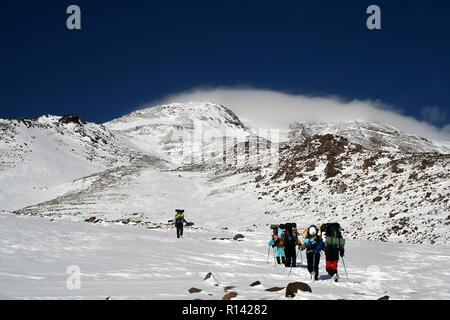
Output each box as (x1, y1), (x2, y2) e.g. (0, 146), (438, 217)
(284, 223), (298, 244)
(175, 212), (184, 224)
(321, 223), (345, 248)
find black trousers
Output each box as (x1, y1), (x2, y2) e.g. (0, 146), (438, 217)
(306, 251), (320, 280)
(176, 224), (183, 238)
(284, 244), (296, 267)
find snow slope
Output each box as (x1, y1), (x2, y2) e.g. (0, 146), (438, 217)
(1, 212), (449, 300)
(0, 115), (145, 210)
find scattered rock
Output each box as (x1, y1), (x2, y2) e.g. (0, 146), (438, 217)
(265, 287), (285, 292)
(203, 272), (213, 280)
(249, 281), (261, 287)
(84, 216), (96, 223)
(373, 196), (383, 202)
(233, 234), (245, 240)
(378, 295), (390, 300)
(188, 288), (202, 294)
(224, 286), (236, 292)
(222, 292), (238, 300)
(285, 282), (312, 297)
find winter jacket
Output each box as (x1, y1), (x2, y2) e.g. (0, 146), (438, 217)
(303, 235), (322, 254)
(269, 238), (286, 257)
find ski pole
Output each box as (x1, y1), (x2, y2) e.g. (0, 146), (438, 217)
(341, 256), (349, 280)
(273, 248), (276, 267)
(289, 248), (299, 276)
(267, 247), (270, 264)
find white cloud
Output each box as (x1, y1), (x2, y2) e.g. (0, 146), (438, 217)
(421, 106), (448, 124)
(144, 87), (450, 143)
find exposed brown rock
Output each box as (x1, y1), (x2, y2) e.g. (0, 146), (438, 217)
(250, 281), (261, 287)
(188, 288), (202, 294)
(222, 292), (238, 300)
(233, 234), (245, 240)
(224, 286), (236, 292)
(203, 272), (213, 280)
(285, 282), (312, 298)
(265, 287), (285, 292)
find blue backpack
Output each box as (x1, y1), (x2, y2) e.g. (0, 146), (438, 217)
(175, 213), (184, 224)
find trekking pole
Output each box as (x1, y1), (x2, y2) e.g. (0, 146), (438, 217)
(288, 262), (294, 277)
(312, 254), (317, 281)
(273, 248), (276, 267)
(266, 247), (270, 264)
(288, 266), (293, 277)
(341, 257), (349, 280)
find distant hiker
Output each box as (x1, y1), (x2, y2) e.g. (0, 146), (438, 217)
(174, 209), (188, 238)
(281, 223), (301, 268)
(318, 223), (345, 282)
(268, 225), (286, 265)
(300, 225), (322, 281)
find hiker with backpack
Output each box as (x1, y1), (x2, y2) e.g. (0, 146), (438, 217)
(317, 223), (345, 282)
(299, 225), (322, 281)
(268, 225), (286, 265)
(282, 223), (302, 268)
(174, 209), (188, 238)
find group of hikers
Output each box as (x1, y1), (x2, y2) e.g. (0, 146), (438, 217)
(268, 222), (345, 282)
(170, 210), (345, 282)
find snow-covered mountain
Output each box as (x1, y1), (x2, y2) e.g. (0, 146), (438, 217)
(105, 102), (257, 165)
(0, 114), (147, 210)
(289, 120), (450, 154)
(2, 103), (449, 244)
(1, 101), (450, 300)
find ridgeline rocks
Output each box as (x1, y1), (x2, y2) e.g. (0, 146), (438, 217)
(251, 134), (449, 244)
(59, 114), (87, 125)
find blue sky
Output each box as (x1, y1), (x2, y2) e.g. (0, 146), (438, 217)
(1, 0), (449, 132)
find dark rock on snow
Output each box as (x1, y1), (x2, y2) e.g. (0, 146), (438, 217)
(265, 287), (285, 292)
(285, 282), (312, 298)
(222, 292), (238, 300)
(233, 234), (245, 240)
(188, 288), (202, 294)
